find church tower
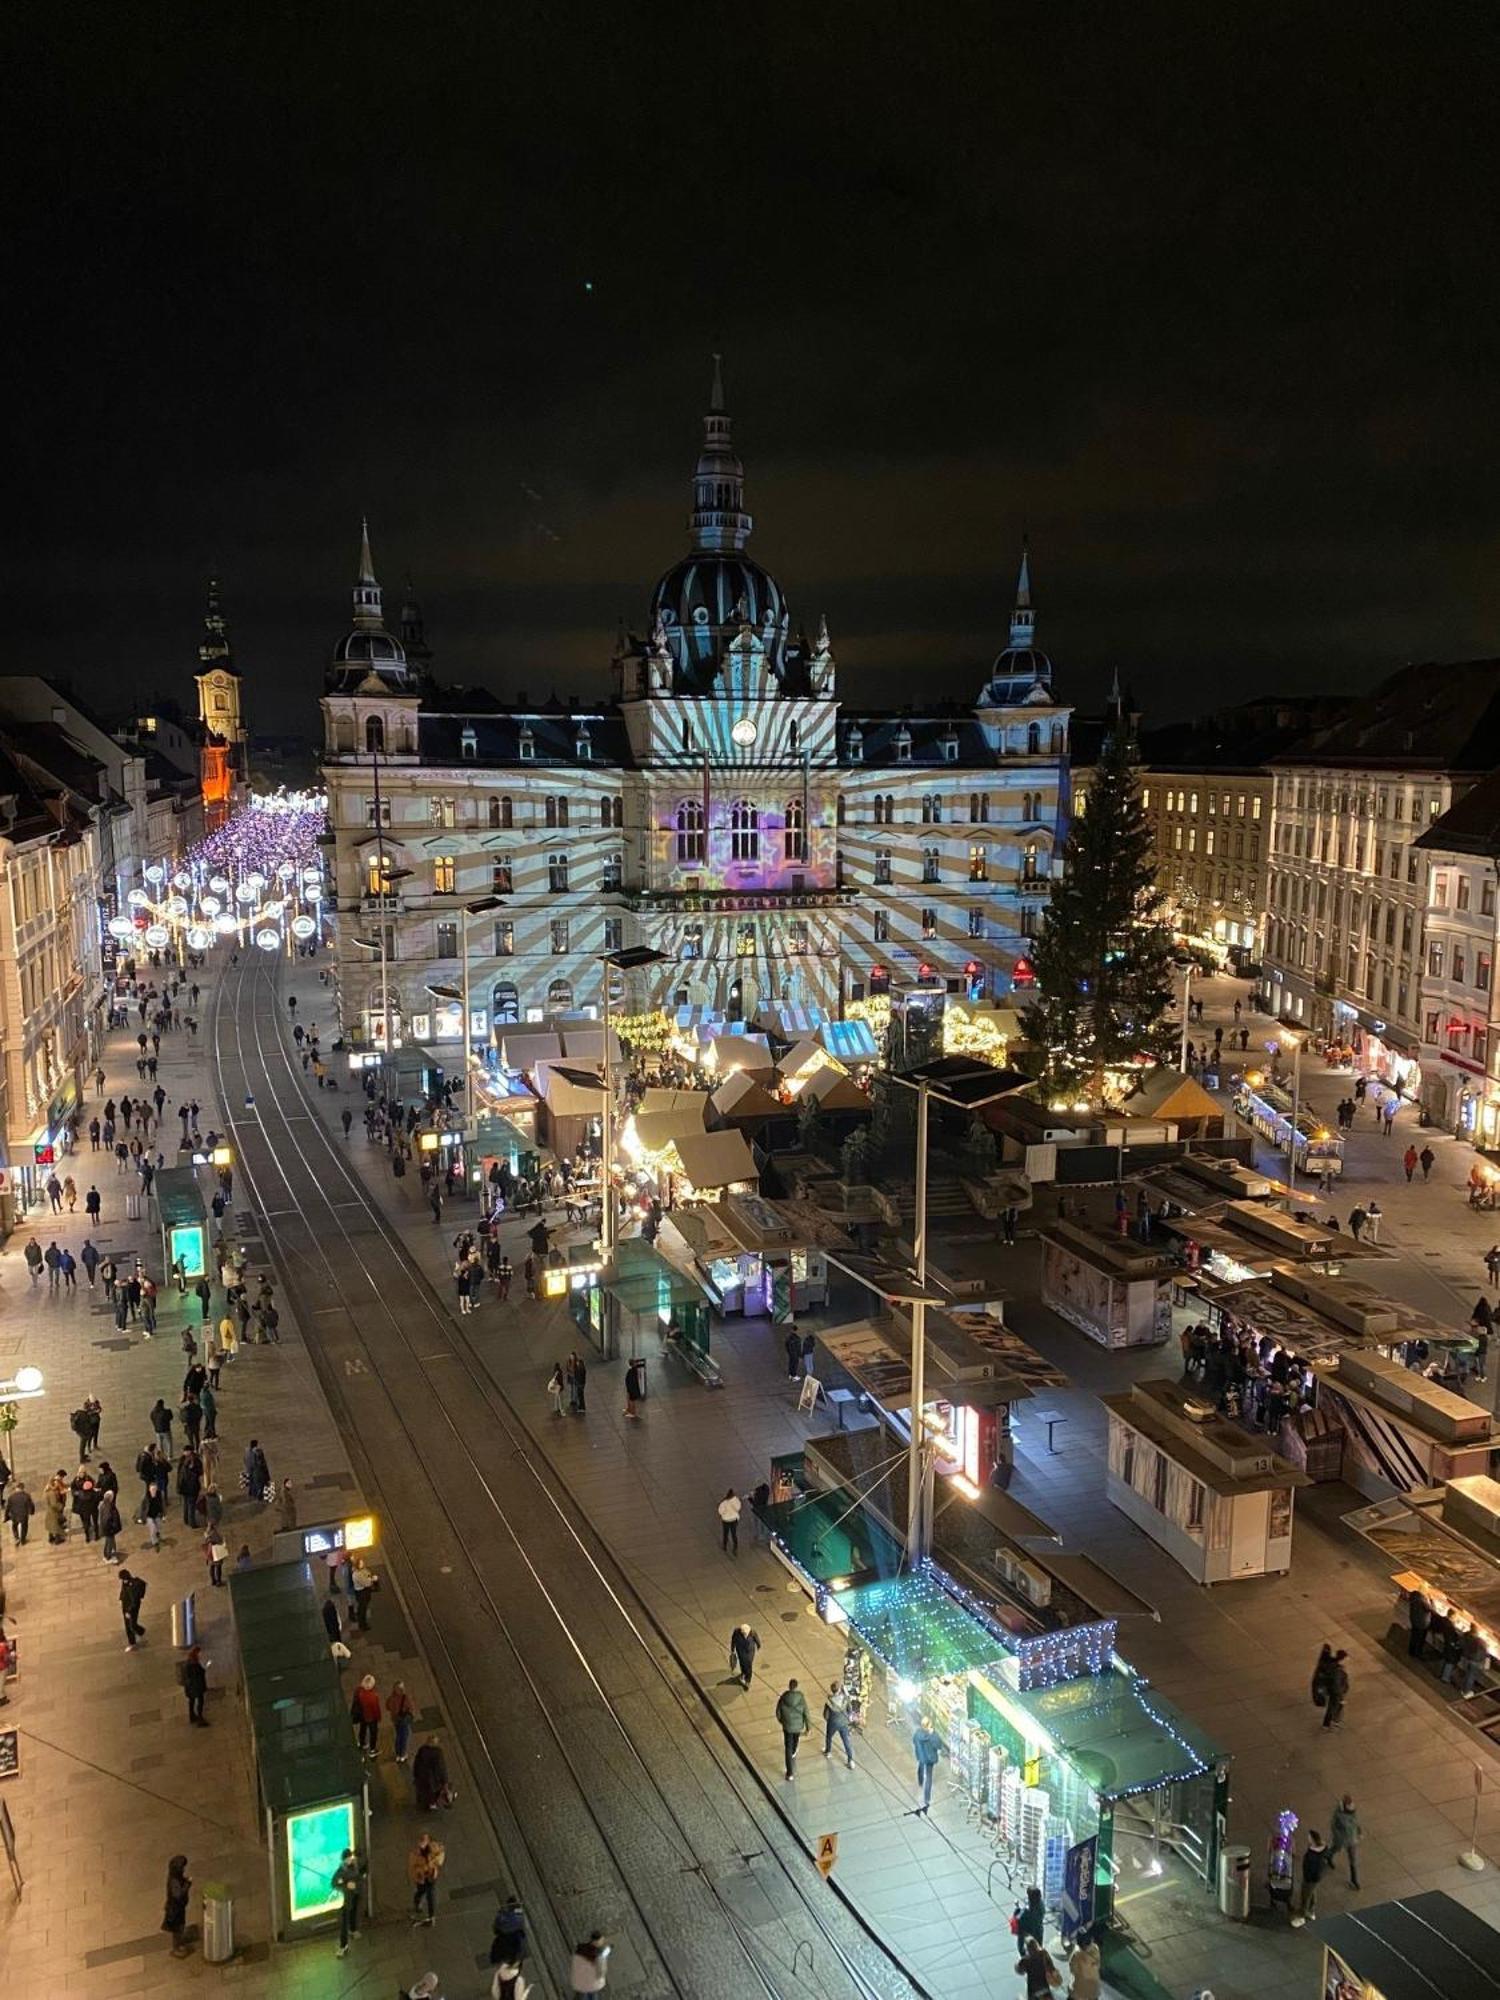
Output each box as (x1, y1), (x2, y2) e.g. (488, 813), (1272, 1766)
(194, 576), (247, 827)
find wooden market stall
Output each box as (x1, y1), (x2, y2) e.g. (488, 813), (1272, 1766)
(1039, 1219), (1176, 1349)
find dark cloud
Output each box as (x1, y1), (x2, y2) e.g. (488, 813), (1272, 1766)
(10, 4), (1500, 730)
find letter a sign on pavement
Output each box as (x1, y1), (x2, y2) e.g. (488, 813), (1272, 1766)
(816, 1833), (838, 1878)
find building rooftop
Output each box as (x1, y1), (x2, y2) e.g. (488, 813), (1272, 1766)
(1274, 658), (1500, 770)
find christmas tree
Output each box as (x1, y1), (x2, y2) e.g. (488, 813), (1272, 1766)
(1021, 697), (1176, 1099)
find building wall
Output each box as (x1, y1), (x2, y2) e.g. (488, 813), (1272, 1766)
(1262, 764), (1469, 1067)
(321, 687), (1069, 1046)
(0, 822), (102, 1155)
(1414, 849), (1498, 1137)
(1140, 770), (1272, 952)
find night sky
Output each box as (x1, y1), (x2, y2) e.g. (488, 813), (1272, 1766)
(12, 7), (1500, 735)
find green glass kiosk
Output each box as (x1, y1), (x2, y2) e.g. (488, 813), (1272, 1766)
(153, 1165), (209, 1280)
(230, 1561), (369, 1937)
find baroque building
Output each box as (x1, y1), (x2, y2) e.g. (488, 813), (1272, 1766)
(320, 370), (1071, 1049)
(193, 578), (249, 828)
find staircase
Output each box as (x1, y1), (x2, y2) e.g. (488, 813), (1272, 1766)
(887, 1172), (976, 1225)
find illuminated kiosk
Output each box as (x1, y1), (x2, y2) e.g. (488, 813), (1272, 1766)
(230, 1560), (369, 1938)
(152, 1166), (209, 1281)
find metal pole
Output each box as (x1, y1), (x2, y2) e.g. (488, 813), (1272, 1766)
(1288, 1036), (1301, 1186)
(907, 1079), (930, 1565)
(460, 905), (472, 1081)
(1180, 963), (1192, 1072)
(600, 956), (615, 1263)
(371, 743), (392, 1074)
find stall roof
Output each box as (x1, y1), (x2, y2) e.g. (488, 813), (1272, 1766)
(600, 1236), (712, 1311)
(631, 1107), (710, 1156)
(706, 1033), (774, 1074)
(755, 1003), (824, 1041)
(638, 1086), (713, 1118)
(819, 1017), (881, 1064)
(835, 1573), (1008, 1678)
(999, 1666), (1228, 1800)
(673, 1127), (758, 1189)
(1125, 1069), (1224, 1123)
(1101, 1387), (1309, 1495)
(782, 1037), (839, 1082)
(536, 1062), (605, 1116)
(802, 1067), (871, 1111)
(230, 1559), (365, 1815)
(1321, 1893), (1500, 2000)
(559, 1024), (622, 1065)
(501, 1029), (563, 1070)
(710, 1070), (786, 1122)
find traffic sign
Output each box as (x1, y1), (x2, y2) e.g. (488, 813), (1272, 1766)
(815, 1832), (838, 1878)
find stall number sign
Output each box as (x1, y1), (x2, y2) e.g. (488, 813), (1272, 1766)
(0, 1730), (17, 1781)
(286, 1799), (357, 1920)
(815, 1833), (838, 1878)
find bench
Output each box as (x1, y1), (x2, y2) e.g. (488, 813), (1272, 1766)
(1035, 1409), (1067, 1453)
(660, 1332), (724, 1390)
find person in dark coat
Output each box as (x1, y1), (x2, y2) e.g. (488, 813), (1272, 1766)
(490, 1897), (528, 1968)
(162, 1854), (192, 1956)
(729, 1622), (761, 1688)
(99, 1487), (123, 1563)
(243, 1440), (270, 1502)
(175, 1452), (202, 1529)
(1407, 1588), (1431, 1658)
(120, 1569), (148, 1648)
(181, 1645), (209, 1725)
(413, 1733), (450, 1811)
(322, 1596), (343, 1645)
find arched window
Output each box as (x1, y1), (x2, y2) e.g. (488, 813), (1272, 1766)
(460, 727), (477, 759)
(675, 798), (705, 863)
(365, 714), (385, 754)
(612, 797), (624, 828)
(731, 799), (760, 862)
(784, 798), (807, 862)
(545, 795), (569, 829)
(922, 794), (942, 824)
(547, 978), (573, 1013)
(1027, 723), (1042, 755)
(837, 794), (846, 826)
(1050, 722), (1065, 753)
(682, 921), (703, 959)
(548, 853), (569, 893)
(599, 799), (613, 828)
(486, 796), (503, 829)
(492, 981), (520, 1025)
(1023, 841), (1040, 883)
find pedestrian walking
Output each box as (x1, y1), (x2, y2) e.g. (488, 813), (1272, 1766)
(150, 1399), (173, 1455)
(1313, 1645), (1349, 1728)
(913, 1715), (944, 1812)
(547, 1363), (566, 1417)
(23, 1236), (42, 1285)
(202, 1530), (226, 1586)
(162, 1854), (192, 1958)
(1404, 1144), (1419, 1182)
(1407, 1587), (1431, 1657)
(388, 1679), (416, 1762)
(413, 1732), (452, 1811)
(351, 1558), (379, 1630)
(1419, 1144), (1436, 1179)
(567, 1352), (587, 1413)
(351, 1673), (382, 1756)
(776, 1677), (810, 1780)
(332, 1848), (366, 1957)
(1328, 1795), (1362, 1888)
(1348, 1205), (1367, 1242)
(180, 1645), (209, 1725)
(1015, 1936), (1061, 1998)
(623, 1359), (643, 1419)
(1290, 1829), (1329, 1926)
(43, 1471), (68, 1543)
(570, 1932), (611, 1995)
(5, 1481), (34, 1544)
(490, 1896), (528, 1970)
(99, 1488), (123, 1562)
(409, 1831), (445, 1927)
(785, 1327), (803, 1380)
(729, 1621), (760, 1688)
(81, 1239), (100, 1287)
(120, 1567), (148, 1648)
(718, 1488), (741, 1554)
(823, 1682), (855, 1767)
(85, 1184), (102, 1221)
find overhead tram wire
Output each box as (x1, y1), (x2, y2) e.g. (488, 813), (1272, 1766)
(211, 957), (915, 2000)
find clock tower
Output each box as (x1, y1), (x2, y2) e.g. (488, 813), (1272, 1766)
(194, 577), (247, 828)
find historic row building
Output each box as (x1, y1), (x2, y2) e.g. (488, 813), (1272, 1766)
(320, 369), (1073, 1050)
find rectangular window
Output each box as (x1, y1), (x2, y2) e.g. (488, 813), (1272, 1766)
(548, 854), (569, 893)
(968, 845), (987, 882)
(493, 920), (514, 956)
(789, 918), (808, 954)
(430, 797), (457, 829)
(602, 853), (623, 891)
(1187, 828), (1197, 854)
(968, 907), (983, 938)
(365, 797), (391, 827)
(491, 858), (512, 893)
(550, 918), (569, 953)
(1476, 1028), (1490, 1070)
(921, 907), (938, 939)
(1205, 829), (1215, 856)
(1433, 872), (1449, 908)
(435, 920), (458, 956)
(875, 851), (892, 885)
(1428, 940), (1445, 977)
(1458, 874), (1472, 911)
(1455, 948), (1468, 985)
(433, 855), (456, 894)
(1426, 1009), (1442, 1044)
(603, 917), (624, 952)
(873, 909), (890, 942)
(1252, 796), (1262, 820)
(1480, 954), (1492, 993)
(1485, 879), (1497, 917)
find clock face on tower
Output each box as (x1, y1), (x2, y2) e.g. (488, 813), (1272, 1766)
(731, 716), (757, 747)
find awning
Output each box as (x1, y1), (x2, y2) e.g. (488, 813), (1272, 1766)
(672, 1128), (758, 1190)
(705, 1033), (774, 1074)
(781, 1037), (839, 1084)
(630, 1107), (708, 1156)
(711, 1071), (786, 1122)
(638, 1086), (712, 1118)
(1320, 1892), (1500, 2000)
(537, 1063), (604, 1117)
(559, 1024), (622, 1065)
(802, 1067), (871, 1111)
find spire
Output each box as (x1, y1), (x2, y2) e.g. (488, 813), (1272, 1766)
(689, 356), (752, 553)
(352, 518), (384, 631)
(1009, 539), (1036, 650)
(197, 575), (236, 673)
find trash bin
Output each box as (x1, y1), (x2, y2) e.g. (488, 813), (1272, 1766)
(201, 1881), (234, 1962)
(1217, 1843), (1252, 1920)
(170, 1591), (197, 1650)
(630, 1356), (647, 1400)
(125, 1191), (143, 1220)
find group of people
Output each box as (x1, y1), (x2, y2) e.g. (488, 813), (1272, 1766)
(1178, 1318), (1315, 1434)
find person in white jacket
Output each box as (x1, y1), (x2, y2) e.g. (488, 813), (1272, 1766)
(570, 1930), (611, 1994)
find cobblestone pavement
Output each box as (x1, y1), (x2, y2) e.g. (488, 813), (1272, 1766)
(0, 964), (505, 2000)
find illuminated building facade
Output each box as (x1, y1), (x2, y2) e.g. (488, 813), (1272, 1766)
(1412, 769), (1500, 1141)
(320, 372), (1071, 1049)
(1142, 769), (1272, 955)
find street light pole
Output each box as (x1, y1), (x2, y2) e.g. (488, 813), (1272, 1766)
(1287, 1033), (1302, 1186)
(601, 954), (616, 1263)
(1180, 961), (1193, 1073)
(909, 1078), (931, 1563)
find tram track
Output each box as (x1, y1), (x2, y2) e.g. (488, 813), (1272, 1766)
(211, 954), (922, 2000)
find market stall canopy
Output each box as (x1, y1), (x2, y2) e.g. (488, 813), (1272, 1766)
(630, 1106), (710, 1156)
(754, 1002), (824, 1041)
(672, 1127), (759, 1190)
(781, 1037), (840, 1086)
(801, 1067), (870, 1111)
(1125, 1069), (1225, 1125)
(558, 1023), (622, 1066)
(994, 1666), (1228, 1800)
(501, 1029), (563, 1071)
(819, 1017), (881, 1065)
(705, 1033), (775, 1074)
(711, 1070), (786, 1124)
(535, 1062), (605, 1117)
(639, 1086), (712, 1118)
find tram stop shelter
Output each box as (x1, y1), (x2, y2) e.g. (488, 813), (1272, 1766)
(230, 1559), (369, 1940)
(152, 1166), (209, 1281)
(575, 1235), (715, 1368)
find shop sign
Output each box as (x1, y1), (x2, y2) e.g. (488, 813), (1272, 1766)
(1061, 1834), (1097, 1935)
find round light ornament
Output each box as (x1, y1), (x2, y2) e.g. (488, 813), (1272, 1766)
(255, 928), (281, 952)
(731, 716), (758, 747)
